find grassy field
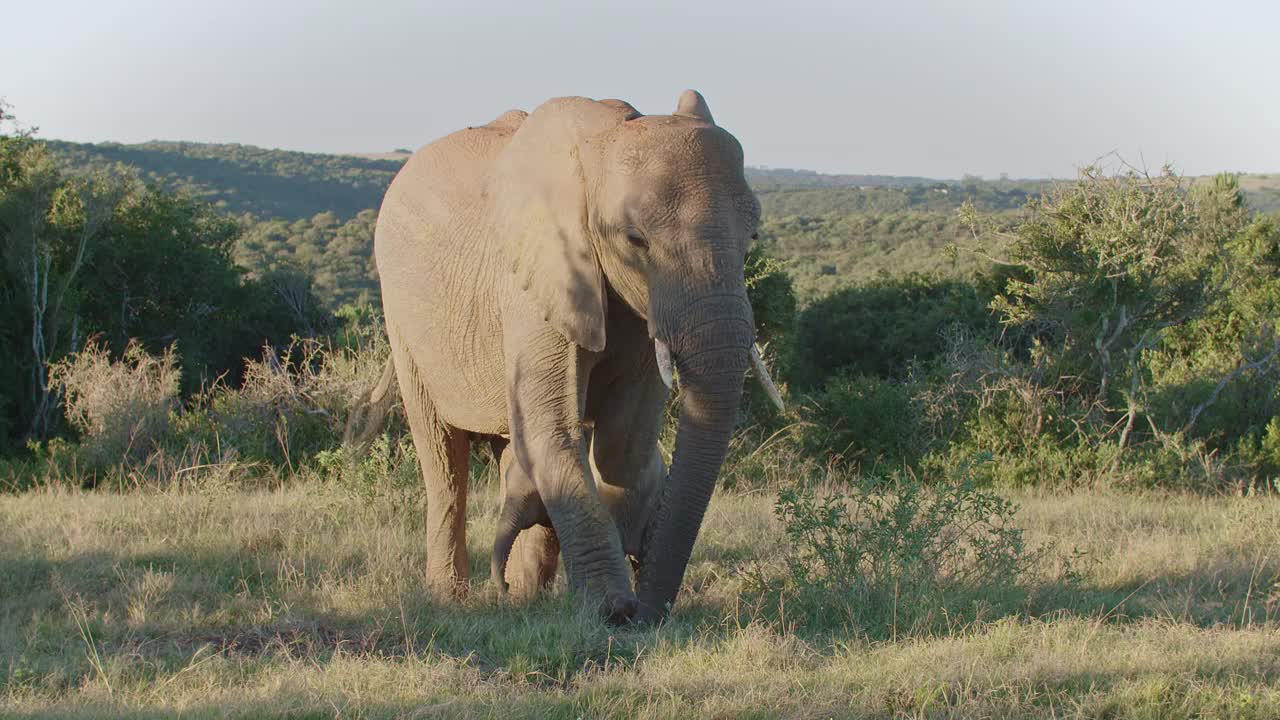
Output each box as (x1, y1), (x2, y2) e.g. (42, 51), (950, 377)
(3, 475), (1278, 719)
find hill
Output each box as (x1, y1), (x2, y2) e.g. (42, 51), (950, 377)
(46, 139), (1011, 221)
(47, 140), (403, 221)
(45, 139), (1280, 307)
(48, 139), (1280, 222)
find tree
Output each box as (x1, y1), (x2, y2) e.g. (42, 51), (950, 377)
(952, 166), (1273, 481)
(1, 111), (328, 447)
(0, 133), (126, 438)
(77, 186), (325, 393)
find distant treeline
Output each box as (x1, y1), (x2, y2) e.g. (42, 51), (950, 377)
(41, 140), (1045, 310)
(44, 140), (1280, 316)
(47, 140), (402, 221)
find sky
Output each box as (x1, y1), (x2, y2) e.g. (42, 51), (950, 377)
(3, 0), (1277, 179)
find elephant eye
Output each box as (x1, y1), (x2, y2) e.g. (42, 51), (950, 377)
(626, 229), (649, 251)
(751, 232), (759, 241)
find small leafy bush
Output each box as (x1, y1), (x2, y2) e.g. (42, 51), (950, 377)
(1237, 417), (1280, 484)
(761, 462), (1026, 638)
(315, 431), (420, 508)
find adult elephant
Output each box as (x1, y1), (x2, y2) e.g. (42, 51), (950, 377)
(374, 90), (781, 624)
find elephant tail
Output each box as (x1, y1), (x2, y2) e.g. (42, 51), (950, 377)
(343, 355), (400, 450)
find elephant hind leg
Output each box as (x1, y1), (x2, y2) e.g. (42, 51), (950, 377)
(393, 350), (471, 597)
(492, 441), (558, 597)
(506, 526), (559, 598)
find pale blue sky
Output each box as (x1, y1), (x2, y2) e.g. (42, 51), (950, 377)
(4, 0), (1276, 178)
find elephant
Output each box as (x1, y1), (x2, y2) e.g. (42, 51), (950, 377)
(373, 89), (782, 623)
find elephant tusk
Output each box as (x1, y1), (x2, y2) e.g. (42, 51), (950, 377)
(655, 338), (675, 390)
(751, 344), (785, 411)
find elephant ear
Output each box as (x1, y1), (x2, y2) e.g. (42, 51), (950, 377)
(673, 89), (714, 125)
(495, 97), (639, 352)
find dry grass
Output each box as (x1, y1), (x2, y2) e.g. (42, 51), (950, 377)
(49, 339), (181, 473)
(2, 475), (1278, 718)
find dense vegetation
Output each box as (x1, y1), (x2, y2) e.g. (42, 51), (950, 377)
(0, 131), (327, 447)
(47, 138), (1280, 311)
(8, 114), (1280, 493)
(232, 209), (380, 308)
(5, 111), (1280, 718)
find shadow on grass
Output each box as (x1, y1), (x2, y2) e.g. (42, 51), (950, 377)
(718, 533), (1279, 644)
(1, 541), (724, 691)
(2, 531), (1276, 700)
(3, 620), (1279, 720)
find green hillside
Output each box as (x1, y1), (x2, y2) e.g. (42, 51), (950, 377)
(45, 139), (1280, 309)
(47, 140), (402, 221)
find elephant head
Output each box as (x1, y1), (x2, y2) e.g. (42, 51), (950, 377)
(493, 90), (778, 621)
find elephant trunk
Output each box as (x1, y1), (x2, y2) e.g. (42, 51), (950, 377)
(636, 294), (752, 622)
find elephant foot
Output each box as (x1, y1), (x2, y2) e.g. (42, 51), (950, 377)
(600, 590), (639, 626)
(490, 550), (510, 597)
(632, 595), (672, 626)
(492, 566), (511, 597)
(427, 581), (469, 602)
(425, 567), (470, 601)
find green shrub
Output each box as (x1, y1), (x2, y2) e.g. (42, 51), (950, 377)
(800, 373), (924, 471)
(0, 438), (79, 492)
(315, 431), (420, 507)
(758, 461), (1026, 638)
(789, 273), (997, 389)
(745, 244), (796, 349)
(1235, 417), (1280, 488)
(944, 169), (1280, 490)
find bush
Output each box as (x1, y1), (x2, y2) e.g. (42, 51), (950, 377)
(745, 244), (797, 350)
(176, 332), (390, 472)
(759, 461), (1027, 638)
(315, 431), (420, 507)
(789, 273), (998, 390)
(800, 373), (924, 471)
(941, 168), (1280, 490)
(49, 338), (180, 475)
(1235, 417), (1280, 489)
(30, 304), (395, 490)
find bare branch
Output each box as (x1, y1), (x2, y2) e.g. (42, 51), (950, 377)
(1181, 335), (1280, 436)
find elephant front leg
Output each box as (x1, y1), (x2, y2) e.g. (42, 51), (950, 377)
(505, 329), (638, 623)
(587, 355), (670, 572)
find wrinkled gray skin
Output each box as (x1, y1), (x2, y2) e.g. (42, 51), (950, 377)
(490, 438), (553, 595)
(489, 433), (665, 596)
(375, 90), (760, 623)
